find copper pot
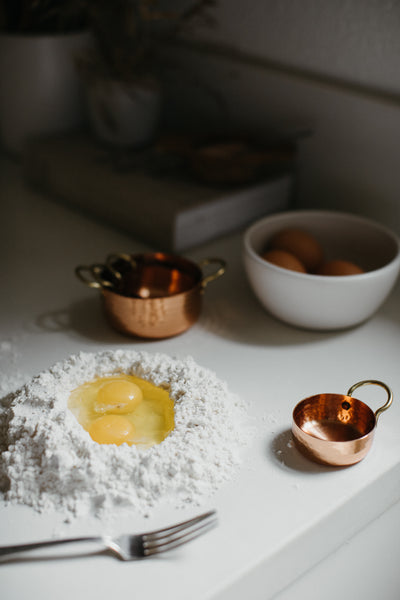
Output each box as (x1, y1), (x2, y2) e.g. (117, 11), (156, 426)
(76, 252), (226, 339)
(292, 380), (393, 467)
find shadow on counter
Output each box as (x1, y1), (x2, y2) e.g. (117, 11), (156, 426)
(269, 429), (346, 474)
(200, 294), (353, 348)
(35, 297), (153, 345)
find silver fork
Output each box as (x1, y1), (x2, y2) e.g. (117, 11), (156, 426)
(0, 510), (217, 560)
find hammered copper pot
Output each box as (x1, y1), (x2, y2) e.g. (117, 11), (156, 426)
(292, 380), (393, 467)
(76, 252), (226, 339)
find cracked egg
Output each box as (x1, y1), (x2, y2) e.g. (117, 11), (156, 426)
(68, 375), (175, 448)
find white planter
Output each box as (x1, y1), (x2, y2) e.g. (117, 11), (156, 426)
(85, 79), (161, 148)
(0, 31), (91, 156)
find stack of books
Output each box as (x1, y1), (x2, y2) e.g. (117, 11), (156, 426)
(23, 133), (295, 251)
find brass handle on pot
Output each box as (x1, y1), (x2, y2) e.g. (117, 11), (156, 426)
(75, 264), (116, 290)
(75, 254), (136, 290)
(199, 258), (226, 290)
(347, 380), (393, 421)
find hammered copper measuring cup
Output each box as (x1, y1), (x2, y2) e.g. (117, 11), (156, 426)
(75, 252), (226, 338)
(292, 380), (393, 466)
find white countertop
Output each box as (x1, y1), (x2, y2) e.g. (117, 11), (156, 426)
(1, 157), (400, 599)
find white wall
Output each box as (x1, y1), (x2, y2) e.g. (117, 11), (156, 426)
(165, 0), (400, 233)
(194, 0), (400, 96)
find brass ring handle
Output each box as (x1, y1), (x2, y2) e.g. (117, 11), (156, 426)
(199, 258), (226, 290)
(91, 264), (115, 289)
(347, 379), (393, 421)
(76, 255), (136, 291)
(75, 265), (102, 289)
(75, 264), (114, 289)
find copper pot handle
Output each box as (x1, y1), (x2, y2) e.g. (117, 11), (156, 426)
(75, 264), (115, 289)
(347, 380), (393, 421)
(199, 258), (226, 290)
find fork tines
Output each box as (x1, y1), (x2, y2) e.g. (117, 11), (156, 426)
(142, 510), (217, 556)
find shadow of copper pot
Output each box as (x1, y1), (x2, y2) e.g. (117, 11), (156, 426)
(292, 380), (393, 467)
(75, 252), (226, 339)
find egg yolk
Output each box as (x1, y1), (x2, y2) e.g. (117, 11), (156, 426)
(94, 380), (143, 414)
(68, 374), (175, 448)
(89, 415), (135, 445)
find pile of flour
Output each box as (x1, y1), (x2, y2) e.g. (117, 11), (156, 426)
(0, 350), (249, 520)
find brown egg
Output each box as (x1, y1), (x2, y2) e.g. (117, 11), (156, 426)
(269, 228), (324, 272)
(317, 260), (364, 276)
(261, 249), (307, 273)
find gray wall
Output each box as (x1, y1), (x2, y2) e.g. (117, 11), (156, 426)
(165, 0), (400, 232)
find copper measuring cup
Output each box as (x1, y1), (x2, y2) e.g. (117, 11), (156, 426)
(75, 252), (226, 338)
(292, 380), (393, 466)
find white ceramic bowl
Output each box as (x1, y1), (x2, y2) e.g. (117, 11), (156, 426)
(243, 210), (400, 330)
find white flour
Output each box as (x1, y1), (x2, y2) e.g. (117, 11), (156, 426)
(0, 350), (249, 521)
(0, 336), (28, 397)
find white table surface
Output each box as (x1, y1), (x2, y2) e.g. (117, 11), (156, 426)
(1, 157), (400, 599)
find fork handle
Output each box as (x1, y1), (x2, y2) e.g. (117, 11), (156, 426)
(0, 536), (103, 557)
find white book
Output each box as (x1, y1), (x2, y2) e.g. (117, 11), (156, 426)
(23, 134), (294, 251)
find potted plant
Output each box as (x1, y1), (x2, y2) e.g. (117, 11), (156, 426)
(0, 0), (91, 155)
(78, 0), (216, 148)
